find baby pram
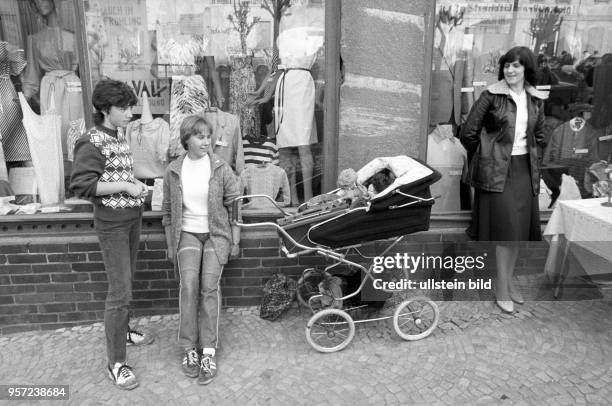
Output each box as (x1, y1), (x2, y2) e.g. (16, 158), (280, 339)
(233, 156), (442, 352)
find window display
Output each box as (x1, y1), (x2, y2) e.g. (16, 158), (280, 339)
(23, 0), (84, 161)
(430, 0), (612, 213)
(0, 0), (327, 216)
(0, 0), (82, 213)
(83, 0), (326, 212)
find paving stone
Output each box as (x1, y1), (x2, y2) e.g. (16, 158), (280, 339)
(1, 300), (611, 404)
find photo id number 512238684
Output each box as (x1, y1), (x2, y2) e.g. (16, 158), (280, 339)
(0, 385), (69, 400)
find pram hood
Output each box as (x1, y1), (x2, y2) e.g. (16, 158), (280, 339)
(277, 155), (440, 250)
(356, 155), (435, 200)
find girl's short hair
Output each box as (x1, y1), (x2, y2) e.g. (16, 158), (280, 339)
(179, 115), (214, 150)
(498, 46), (538, 86)
(91, 79), (138, 125)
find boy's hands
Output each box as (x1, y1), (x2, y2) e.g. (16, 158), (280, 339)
(124, 181), (148, 198)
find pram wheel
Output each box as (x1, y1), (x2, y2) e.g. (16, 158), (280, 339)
(305, 309), (355, 353)
(296, 268), (324, 309)
(393, 297), (439, 341)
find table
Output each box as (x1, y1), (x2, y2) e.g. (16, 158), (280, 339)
(543, 198), (612, 298)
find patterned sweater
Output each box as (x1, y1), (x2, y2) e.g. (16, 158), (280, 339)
(70, 125), (143, 221)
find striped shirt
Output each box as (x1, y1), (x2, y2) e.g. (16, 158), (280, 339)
(242, 139), (279, 166)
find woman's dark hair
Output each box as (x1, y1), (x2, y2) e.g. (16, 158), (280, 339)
(91, 79), (138, 125)
(179, 115), (214, 150)
(498, 46), (538, 86)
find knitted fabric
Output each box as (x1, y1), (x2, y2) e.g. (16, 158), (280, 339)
(88, 128), (144, 209)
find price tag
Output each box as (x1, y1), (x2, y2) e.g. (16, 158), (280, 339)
(573, 148), (588, 154)
(599, 134), (612, 141)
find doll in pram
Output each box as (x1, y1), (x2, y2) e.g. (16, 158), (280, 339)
(232, 156), (442, 352)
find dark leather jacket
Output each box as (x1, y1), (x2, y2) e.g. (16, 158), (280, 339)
(460, 81), (548, 195)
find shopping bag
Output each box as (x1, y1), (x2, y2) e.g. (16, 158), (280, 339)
(260, 273), (296, 321)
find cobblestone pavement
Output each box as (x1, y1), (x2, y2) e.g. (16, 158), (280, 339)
(1, 299), (612, 406)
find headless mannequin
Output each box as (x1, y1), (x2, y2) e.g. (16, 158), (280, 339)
(24, 0), (83, 161)
(24, 0), (77, 104)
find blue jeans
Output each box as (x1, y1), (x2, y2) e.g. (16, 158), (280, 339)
(95, 212), (141, 366)
(177, 231), (224, 350)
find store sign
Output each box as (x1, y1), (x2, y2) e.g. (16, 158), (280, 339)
(85, 0), (154, 82)
(460, 2), (574, 15)
(126, 79), (170, 115)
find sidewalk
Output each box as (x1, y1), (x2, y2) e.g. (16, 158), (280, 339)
(1, 298), (611, 405)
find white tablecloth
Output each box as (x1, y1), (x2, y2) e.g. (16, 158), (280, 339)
(544, 198), (612, 262)
(544, 198), (612, 295)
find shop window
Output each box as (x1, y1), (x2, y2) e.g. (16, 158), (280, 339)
(0, 0), (84, 215)
(0, 0), (332, 217)
(427, 0), (612, 214)
(80, 0), (327, 214)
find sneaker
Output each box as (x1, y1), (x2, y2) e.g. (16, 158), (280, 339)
(182, 348), (200, 378)
(197, 353), (217, 385)
(126, 328), (154, 346)
(107, 363), (139, 390)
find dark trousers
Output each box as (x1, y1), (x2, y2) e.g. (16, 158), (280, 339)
(95, 212), (142, 366)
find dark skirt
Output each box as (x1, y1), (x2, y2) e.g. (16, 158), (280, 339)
(470, 154), (541, 243)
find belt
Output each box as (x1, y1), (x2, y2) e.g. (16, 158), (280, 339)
(275, 68), (312, 136)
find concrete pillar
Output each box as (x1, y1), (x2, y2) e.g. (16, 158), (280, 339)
(339, 0), (434, 172)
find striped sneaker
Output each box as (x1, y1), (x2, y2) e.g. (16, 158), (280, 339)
(197, 353), (217, 385)
(182, 348), (200, 378)
(126, 328), (154, 346)
(107, 363), (139, 390)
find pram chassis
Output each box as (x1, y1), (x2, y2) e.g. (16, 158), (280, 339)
(232, 194), (440, 353)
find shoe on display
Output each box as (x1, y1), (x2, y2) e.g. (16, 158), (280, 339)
(182, 348), (200, 378)
(126, 328), (155, 346)
(197, 352), (217, 385)
(107, 363), (139, 390)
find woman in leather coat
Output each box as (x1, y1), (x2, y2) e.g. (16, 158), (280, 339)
(460, 46), (548, 313)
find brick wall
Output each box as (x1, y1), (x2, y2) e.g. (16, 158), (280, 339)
(0, 227), (549, 335)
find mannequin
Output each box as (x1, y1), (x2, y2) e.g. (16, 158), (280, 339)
(23, 0), (84, 159)
(274, 27), (323, 205)
(0, 41), (31, 166)
(161, 31), (224, 159)
(544, 110), (601, 197)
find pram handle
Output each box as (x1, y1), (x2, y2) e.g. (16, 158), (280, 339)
(231, 194), (291, 225)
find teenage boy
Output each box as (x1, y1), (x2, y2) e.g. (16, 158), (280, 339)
(70, 79), (154, 390)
